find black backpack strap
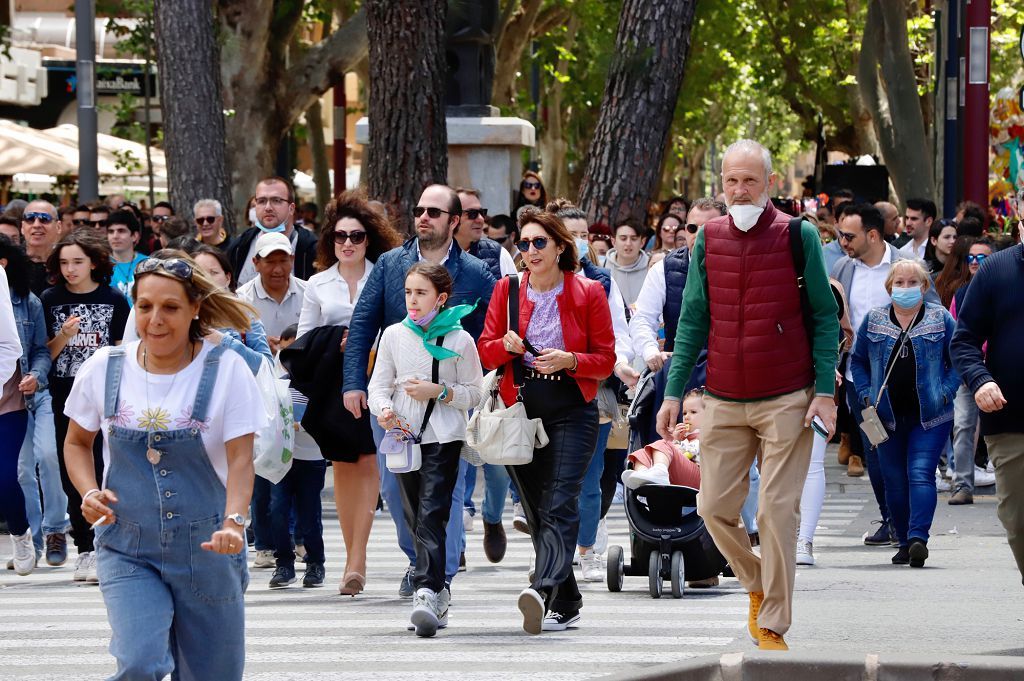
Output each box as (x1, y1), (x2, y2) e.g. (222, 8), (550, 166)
(416, 334), (446, 442)
(788, 217), (814, 347)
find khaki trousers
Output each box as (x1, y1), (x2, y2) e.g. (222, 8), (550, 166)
(984, 432), (1024, 585)
(696, 388), (814, 635)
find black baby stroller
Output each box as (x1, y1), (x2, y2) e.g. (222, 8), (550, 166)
(606, 483), (726, 599)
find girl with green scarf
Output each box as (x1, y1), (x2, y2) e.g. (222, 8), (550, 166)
(367, 262), (484, 638)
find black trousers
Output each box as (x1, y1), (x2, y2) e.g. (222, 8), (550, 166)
(508, 377), (599, 615)
(51, 383), (104, 554)
(396, 440), (463, 593)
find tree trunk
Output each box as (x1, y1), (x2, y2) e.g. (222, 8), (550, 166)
(577, 0), (698, 226)
(493, 0), (544, 106)
(154, 0), (235, 232)
(857, 0), (935, 207)
(308, 98), (332, 223)
(536, 13), (579, 200)
(365, 0), (449, 235)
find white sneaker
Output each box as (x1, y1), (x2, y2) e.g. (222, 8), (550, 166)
(624, 464), (670, 489)
(463, 508), (474, 533)
(512, 502), (529, 535)
(517, 587), (545, 635)
(580, 551), (604, 582)
(252, 549), (276, 568)
(796, 539), (815, 566)
(975, 464), (996, 487)
(436, 586), (450, 630)
(935, 469), (951, 493)
(594, 518), (608, 554)
(73, 551), (92, 582)
(410, 588), (440, 638)
(85, 551), (99, 583)
(10, 531), (37, 576)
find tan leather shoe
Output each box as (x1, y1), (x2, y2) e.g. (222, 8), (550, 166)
(837, 433), (851, 465)
(847, 455), (865, 477)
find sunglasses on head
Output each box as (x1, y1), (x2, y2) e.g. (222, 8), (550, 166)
(135, 257), (193, 281)
(333, 229), (367, 245)
(966, 253), (988, 265)
(522, 181), (541, 190)
(412, 206), (450, 219)
(462, 208), (488, 220)
(22, 212), (54, 225)
(515, 237), (549, 253)
(90, 219), (108, 228)
(195, 216), (218, 226)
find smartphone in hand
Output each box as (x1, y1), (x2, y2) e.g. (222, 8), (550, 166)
(810, 415), (828, 439)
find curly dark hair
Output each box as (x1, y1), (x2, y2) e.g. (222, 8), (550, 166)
(315, 190), (402, 271)
(46, 229), (113, 287)
(0, 234), (32, 298)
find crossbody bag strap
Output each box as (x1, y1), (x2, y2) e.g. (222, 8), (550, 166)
(508, 274), (524, 394)
(416, 334), (446, 442)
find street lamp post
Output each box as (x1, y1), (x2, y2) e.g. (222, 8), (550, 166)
(962, 0), (990, 209)
(76, 0), (99, 202)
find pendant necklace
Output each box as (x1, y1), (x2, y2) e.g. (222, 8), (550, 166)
(143, 342), (194, 465)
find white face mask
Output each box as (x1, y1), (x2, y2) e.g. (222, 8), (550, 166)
(728, 203), (764, 232)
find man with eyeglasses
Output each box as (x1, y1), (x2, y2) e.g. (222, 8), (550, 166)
(193, 199), (234, 253)
(149, 201), (175, 239)
(20, 201), (61, 297)
(71, 205), (91, 231)
(454, 187), (517, 279)
(344, 183), (495, 602)
(229, 176), (318, 286)
(87, 205), (111, 233)
(485, 214), (518, 258)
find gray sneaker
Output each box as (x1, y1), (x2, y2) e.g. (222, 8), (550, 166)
(398, 564), (415, 598)
(410, 588), (440, 638)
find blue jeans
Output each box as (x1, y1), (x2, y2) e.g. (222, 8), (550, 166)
(876, 416), (952, 545)
(577, 421), (612, 548)
(271, 459), (327, 568)
(464, 463), (515, 523)
(846, 378), (889, 523)
(374, 418), (465, 583)
(17, 389), (69, 551)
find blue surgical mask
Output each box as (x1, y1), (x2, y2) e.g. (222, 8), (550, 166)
(891, 286), (923, 308)
(574, 238), (589, 260)
(258, 219), (287, 234)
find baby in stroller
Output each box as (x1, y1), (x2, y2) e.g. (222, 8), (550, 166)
(622, 388), (704, 490)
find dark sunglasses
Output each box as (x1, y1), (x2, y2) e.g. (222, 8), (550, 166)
(195, 216), (218, 226)
(966, 253), (988, 265)
(491, 234), (509, 244)
(463, 208), (488, 220)
(22, 212), (54, 225)
(333, 230), (367, 245)
(682, 223), (699, 234)
(151, 215), (170, 223)
(72, 218), (90, 227)
(522, 181), (541, 190)
(515, 237), (549, 253)
(837, 230), (857, 242)
(135, 257), (193, 281)
(413, 206), (451, 219)
(90, 219), (109, 228)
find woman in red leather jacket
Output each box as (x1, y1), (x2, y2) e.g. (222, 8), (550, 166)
(478, 208), (615, 635)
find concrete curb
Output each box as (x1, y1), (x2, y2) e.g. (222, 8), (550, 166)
(602, 652), (1024, 681)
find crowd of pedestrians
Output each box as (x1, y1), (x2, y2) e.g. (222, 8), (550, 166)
(1, 138), (1022, 678)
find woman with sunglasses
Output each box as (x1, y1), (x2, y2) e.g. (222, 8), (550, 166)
(514, 171), (547, 213)
(478, 208), (616, 634)
(62, 251), (265, 680)
(653, 212), (684, 251)
(41, 230), (131, 584)
(298, 191), (401, 594)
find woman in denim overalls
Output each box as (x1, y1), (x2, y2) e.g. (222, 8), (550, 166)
(63, 254), (265, 681)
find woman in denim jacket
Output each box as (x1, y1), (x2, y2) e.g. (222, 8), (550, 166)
(851, 260), (960, 569)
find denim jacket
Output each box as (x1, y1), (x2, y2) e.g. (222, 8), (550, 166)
(850, 302), (960, 431)
(11, 290), (51, 410)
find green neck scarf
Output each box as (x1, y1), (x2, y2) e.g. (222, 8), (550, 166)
(402, 301), (478, 361)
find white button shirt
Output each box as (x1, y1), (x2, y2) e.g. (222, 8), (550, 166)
(629, 258), (669, 364)
(898, 238), (927, 260)
(297, 259), (373, 337)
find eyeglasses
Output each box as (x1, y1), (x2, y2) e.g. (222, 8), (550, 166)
(72, 218), (90, 227)
(522, 181), (541, 190)
(254, 196), (290, 207)
(515, 237), (549, 253)
(195, 216), (218, 226)
(661, 223), (680, 233)
(333, 230), (367, 245)
(413, 206), (451, 219)
(462, 208), (488, 220)
(966, 253), (988, 265)
(151, 215), (170, 223)
(135, 257), (193, 281)
(22, 212), (54, 225)
(837, 230), (858, 242)
(89, 219), (109, 228)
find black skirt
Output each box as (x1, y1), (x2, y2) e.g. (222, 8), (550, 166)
(312, 406), (376, 463)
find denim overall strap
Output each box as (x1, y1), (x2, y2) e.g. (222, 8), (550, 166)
(103, 347), (129, 420)
(190, 343), (227, 423)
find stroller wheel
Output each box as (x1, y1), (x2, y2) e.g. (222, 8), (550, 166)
(648, 551), (663, 599)
(670, 551), (685, 599)
(607, 545), (624, 592)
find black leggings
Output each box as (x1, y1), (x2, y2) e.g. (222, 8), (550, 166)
(52, 386), (104, 553)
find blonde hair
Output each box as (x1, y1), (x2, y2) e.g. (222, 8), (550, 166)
(884, 259), (932, 295)
(133, 249), (258, 341)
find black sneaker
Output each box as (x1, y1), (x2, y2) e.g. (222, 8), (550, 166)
(891, 546), (910, 565)
(303, 563), (325, 588)
(399, 564), (415, 598)
(45, 533), (68, 567)
(269, 565), (296, 588)
(542, 610), (581, 632)
(863, 521), (895, 546)
(908, 538), (929, 568)
(458, 552), (467, 572)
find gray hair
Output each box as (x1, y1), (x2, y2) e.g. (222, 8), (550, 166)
(689, 197), (727, 217)
(721, 139), (773, 180)
(555, 207), (587, 222)
(193, 199), (223, 217)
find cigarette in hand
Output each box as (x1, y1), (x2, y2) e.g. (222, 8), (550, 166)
(90, 516), (108, 530)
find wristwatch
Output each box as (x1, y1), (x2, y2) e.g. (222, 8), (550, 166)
(225, 513), (247, 528)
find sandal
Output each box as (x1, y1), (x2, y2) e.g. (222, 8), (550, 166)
(339, 572), (366, 596)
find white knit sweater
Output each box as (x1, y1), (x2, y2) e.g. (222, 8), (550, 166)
(367, 323), (483, 444)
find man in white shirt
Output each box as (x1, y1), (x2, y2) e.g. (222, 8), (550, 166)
(236, 232), (307, 352)
(898, 198), (936, 260)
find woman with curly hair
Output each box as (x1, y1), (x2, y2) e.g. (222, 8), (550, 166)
(297, 190), (402, 595)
